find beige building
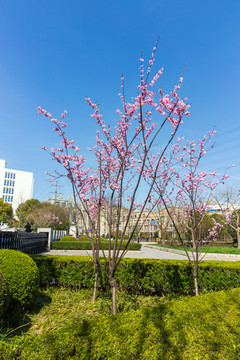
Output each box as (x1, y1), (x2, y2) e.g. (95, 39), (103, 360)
(76, 203), (180, 239)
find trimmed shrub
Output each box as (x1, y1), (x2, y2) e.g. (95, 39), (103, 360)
(59, 235), (77, 242)
(0, 250), (39, 307)
(31, 255), (240, 296)
(51, 240), (141, 251)
(0, 270), (9, 318)
(79, 235), (90, 241)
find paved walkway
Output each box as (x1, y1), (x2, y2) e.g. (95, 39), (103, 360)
(144, 244), (240, 261)
(41, 242), (240, 262)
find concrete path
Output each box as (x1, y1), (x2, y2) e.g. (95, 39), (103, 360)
(41, 242), (240, 262)
(43, 243), (187, 260)
(145, 244), (240, 262)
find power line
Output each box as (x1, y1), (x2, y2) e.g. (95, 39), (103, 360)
(49, 181), (63, 203)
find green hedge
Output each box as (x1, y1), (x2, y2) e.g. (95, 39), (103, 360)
(1, 287), (240, 359)
(0, 270), (9, 318)
(31, 255), (240, 296)
(51, 240), (142, 251)
(0, 250), (39, 308)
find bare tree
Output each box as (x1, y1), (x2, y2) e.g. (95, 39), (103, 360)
(215, 186), (240, 248)
(154, 203), (174, 240)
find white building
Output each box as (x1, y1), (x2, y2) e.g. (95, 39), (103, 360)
(0, 159), (34, 213)
(46, 194), (75, 207)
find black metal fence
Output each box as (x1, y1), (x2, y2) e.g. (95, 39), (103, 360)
(0, 231), (48, 254)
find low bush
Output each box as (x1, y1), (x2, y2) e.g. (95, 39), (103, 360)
(31, 255), (240, 296)
(59, 235), (77, 242)
(51, 240), (142, 251)
(1, 287), (240, 359)
(0, 250), (39, 308)
(78, 235), (89, 241)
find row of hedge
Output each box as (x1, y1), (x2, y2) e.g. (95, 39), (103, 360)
(31, 255), (240, 296)
(51, 240), (142, 251)
(1, 287), (240, 359)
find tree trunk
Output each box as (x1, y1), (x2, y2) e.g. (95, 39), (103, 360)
(191, 228), (196, 249)
(237, 228), (240, 249)
(110, 277), (117, 315)
(193, 264), (199, 296)
(92, 265), (99, 304)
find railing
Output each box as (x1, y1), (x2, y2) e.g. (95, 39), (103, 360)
(51, 229), (67, 241)
(0, 231), (48, 254)
(37, 228), (68, 250)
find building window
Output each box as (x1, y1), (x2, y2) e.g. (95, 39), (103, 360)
(4, 179), (6, 186)
(13, 173), (15, 179)
(12, 181), (15, 187)
(5, 172), (7, 178)
(3, 188), (5, 194)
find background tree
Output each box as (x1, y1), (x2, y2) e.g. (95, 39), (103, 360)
(227, 209), (240, 246)
(185, 212), (214, 246)
(215, 187), (240, 248)
(102, 197), (119, 239)
(210, 213), (231, 241)
(27, 202), (70, 230)
(155, 204), (171, 240)
(0, 199), (13, 225)
(16, 199), (41, 228)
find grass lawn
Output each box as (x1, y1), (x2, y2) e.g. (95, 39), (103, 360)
(1, 287), (240, 359)
(153, 243), (240, 254)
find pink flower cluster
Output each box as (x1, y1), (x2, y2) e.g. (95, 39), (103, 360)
(151, 130), (230, 243)
(38, 41), (191, 227)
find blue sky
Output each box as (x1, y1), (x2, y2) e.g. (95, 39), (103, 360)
(0, 0), (240, 201)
